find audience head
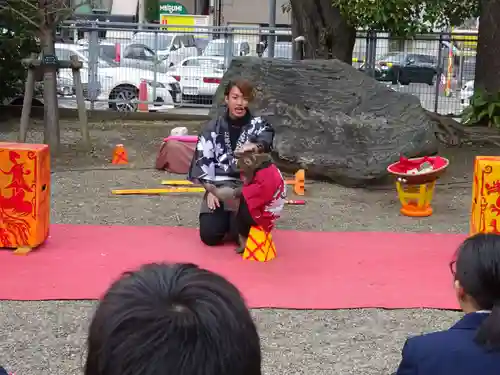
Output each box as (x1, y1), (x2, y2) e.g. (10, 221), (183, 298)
(452, 233), (500, 350)
(224, 79), (255, 119)
(85, 262), (261, 375)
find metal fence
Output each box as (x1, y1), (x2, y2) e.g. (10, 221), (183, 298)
(51, 21), (477, 116)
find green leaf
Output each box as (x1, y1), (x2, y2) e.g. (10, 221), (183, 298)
(477, 108), (489, 121)
(331, 0), (478, 36)
(473, 96), (488, 107)
(488, 102), (497, 118)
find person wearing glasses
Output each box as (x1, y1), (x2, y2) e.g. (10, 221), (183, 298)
(395, 233), (500, 375)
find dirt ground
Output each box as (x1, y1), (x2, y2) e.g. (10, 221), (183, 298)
(0, 119), (498, 375)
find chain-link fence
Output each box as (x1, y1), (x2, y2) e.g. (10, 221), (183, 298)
(51, 21), (477, 116)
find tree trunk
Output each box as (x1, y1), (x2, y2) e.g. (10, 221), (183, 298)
(40, 27), (61, 153)
(475, 0), (500, 94)
(289, 0), (356, 63)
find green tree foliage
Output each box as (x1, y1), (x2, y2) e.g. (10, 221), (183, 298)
(331, 0), (479, 35)
(0, 1), (39, 102)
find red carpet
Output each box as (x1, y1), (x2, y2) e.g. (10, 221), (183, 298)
(0, 225), (466, 310)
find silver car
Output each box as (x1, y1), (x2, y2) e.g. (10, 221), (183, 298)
(98, 41), (171, 73)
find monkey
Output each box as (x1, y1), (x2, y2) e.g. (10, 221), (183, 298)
(205, 151), (285, 254)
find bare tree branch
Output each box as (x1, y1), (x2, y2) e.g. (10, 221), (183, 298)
(0, 4), (40, 27)
(9, 0), (39, 12)
(50, 1), (92, 24)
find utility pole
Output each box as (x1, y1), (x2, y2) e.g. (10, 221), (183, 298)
(267, 0), (276, 57)
(138, 0), (145, 28)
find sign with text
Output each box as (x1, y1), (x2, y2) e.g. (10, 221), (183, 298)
(159, 2), (188, 15)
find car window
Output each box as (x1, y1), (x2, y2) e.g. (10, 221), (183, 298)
(204, 41), (225, 56)
(133, 32), (172, 51)
(172, 36), (182, 50)
(183, 35), (196, 47)
(378, 52), (406, 63)
(415, 54), (435, 63)
(178, 35), (187, 47)
(99, 45), (117, 60)
(78, 49), (115, 68)
(182, 58), (200, 66)
(124, 45), (154, 59)
(55, 48), (73, 61)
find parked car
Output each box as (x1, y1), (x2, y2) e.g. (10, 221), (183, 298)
(131, 32), (199, 67)
(202, 39), (251, 57)
(169, 56), (224, 102)
(262, 41), (292, 58)
(460, 80), (474, 108)
(97, 41), (172, 73)
(360, 52), (439, 85)
(54, 43), (181, 112)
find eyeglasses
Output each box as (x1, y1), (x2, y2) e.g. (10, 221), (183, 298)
(449, 260), (456, 276)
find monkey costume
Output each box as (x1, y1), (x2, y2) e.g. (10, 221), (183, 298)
(206, 153), (286, 253)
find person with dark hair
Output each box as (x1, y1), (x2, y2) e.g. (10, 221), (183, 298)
(188, 78), (275, 247)
(85, 262), (262, 375)
(395, 233), (500, 375)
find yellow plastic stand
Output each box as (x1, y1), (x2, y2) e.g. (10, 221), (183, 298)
(395, 180), (436, 217)
(242, 226), (277, 262)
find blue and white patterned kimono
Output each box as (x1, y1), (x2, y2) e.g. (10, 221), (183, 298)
(188, 109), (275, 212)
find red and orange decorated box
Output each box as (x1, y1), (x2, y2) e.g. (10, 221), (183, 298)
(0, 142), (50, 253)
(471, 156), (500, 236)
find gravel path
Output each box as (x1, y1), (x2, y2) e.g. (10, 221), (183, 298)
(0, 119), (492, 375)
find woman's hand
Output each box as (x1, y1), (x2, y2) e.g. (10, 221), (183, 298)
(204, 184), (220, 210)
(206, 192), (220, 210)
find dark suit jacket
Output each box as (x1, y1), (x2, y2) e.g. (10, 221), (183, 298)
(396, 312), (500, 375)
(0, 367), (7, 375)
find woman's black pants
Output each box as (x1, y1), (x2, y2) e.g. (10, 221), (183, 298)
(199, 197), (256, 246)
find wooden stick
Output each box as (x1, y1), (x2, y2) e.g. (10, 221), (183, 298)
(112, 188), (305, 205)
(112, 187), (205, 195)
(161, 180), (195, 186)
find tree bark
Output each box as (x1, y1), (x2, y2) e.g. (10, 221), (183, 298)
(289, 0), (356, 63)
(475, 0), (500, 94)
(40, 27), (61, 153)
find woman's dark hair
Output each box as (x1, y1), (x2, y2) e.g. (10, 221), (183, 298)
(455, 233), (500, 351)
(224, 79), (255, 101)
(85, 263), (261, 375)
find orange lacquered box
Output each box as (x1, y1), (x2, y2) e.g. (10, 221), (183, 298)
(470, 156), (500, 236)
(0, 142), (50, 254)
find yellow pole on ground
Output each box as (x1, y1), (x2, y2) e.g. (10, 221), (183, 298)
(112, 187), (205, 195)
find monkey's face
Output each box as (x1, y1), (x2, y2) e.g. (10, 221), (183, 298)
(236, 154), (257, 172)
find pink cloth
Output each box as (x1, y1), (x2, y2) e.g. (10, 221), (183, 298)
(163, 135), (198, 143)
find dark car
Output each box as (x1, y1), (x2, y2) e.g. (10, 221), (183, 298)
(360, 52), (439, 85)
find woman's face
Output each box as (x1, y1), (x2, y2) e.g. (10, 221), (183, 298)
(225, 86), (249, 119)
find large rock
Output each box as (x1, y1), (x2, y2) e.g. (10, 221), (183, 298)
(210, 57), (439, 187)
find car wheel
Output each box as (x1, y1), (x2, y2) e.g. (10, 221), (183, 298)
(108, 84), (138, 112)
(428, 74), (437, 86)
(8, 97), (44, 107)
(398, 78), (410, 85)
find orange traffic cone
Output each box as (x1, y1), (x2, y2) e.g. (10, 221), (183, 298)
(112, 144), (128, 164)
(138, 80), (148, 112)
(242, 226), (277, 262)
